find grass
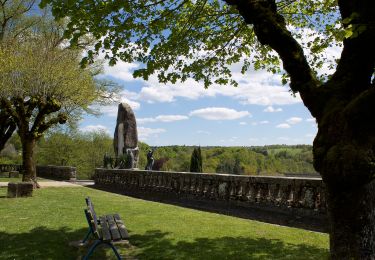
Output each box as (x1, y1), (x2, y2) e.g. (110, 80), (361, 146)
(0, 187), (329, 259)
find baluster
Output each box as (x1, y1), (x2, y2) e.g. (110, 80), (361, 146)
(210, 179), (217, 199)
(229, 180), (236, 200)
(287, 185), (297, 208)
(247, 183), (256, 202)
(255, 184), (263, 203)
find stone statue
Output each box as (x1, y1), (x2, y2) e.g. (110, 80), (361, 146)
(145, 150), (154, 170)
(114, 103), (139, 168)
(125, 149), (134, 169)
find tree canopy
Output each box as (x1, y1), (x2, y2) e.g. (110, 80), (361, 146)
(40, 0), (344, 87)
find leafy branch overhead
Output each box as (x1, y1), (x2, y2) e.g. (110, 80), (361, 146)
(40, 0), (342, 89)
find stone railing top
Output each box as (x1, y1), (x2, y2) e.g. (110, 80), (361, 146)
(98, 168), (322, 180)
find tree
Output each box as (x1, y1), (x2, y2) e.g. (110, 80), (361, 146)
(0, 0), (43, 151)
(0, 38), (98, 186)
(0, 110), (16, 151)
(41, 0), (375, 258)
(232, 156), (243, 175)
(190, 146), (203, 172)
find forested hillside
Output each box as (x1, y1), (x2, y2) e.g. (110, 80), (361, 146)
(1, 131), (316, 179)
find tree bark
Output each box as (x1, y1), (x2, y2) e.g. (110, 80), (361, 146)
(325, 180), (375, 259)
(313, 89), (375, 258)
(21, 137), (39, 188)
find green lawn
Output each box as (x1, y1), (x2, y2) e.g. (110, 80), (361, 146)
(0, 187), (329, 259)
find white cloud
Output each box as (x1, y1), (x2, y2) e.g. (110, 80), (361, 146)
(305, 133), (315, 138)
(239, 122), (247, 125)
(189, 107), (250, 120)
(276, 123), (291, 129)
(196, 130), (211, 135)
(103, 61), (139, 82)
(251, 120), (269, 126)
(306, 118), (316, 122)
(80, 124), (110, 134)
(137, 75), (301, 106)
(138, 115), (189, 124)
(137, 127), (166, 140)
(117, 62), (302, 106)
(286, 117), (303, 124)
(263, 106), (283, 112)
(98, 90), (141, 117)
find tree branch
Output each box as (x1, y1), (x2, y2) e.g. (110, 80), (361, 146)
(224, 0), (322, 118)
(329, 0), (375, 97)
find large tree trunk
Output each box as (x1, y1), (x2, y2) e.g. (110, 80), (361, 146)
(314, 97), (375, 258)
(325, 179), (375, 259)
(21, 137), (39, 188)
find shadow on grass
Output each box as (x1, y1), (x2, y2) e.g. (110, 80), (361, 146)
(89, 185), (327, 233)
(0, 227), (128, 260)
(131, 230), (329, 260)
(0, 227), (328, 260)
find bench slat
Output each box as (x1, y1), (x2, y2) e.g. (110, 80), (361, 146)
(84, 209), (100, 239)
(105, 215), (122, 240)
(113, 214), (130, 239)
(86, 198), (99, 225)
(99, 216), (112, 242)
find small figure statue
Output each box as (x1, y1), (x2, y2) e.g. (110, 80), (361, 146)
(103, 152), (112, 169)
(126, 149), (134, 169)
(145, 149), (154, 170)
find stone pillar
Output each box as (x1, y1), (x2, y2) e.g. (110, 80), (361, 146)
(113, 103), (139, 168)
(7, 182), (33, 198)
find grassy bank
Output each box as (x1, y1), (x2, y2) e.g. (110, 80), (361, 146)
(0, 187), (329, 259)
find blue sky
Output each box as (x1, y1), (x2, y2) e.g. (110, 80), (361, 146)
(79, 57), (325, 146)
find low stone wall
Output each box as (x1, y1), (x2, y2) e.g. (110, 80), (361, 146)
(36, 165), (76, 181)
(94, 169), (326, 220)
(0, 164), (77, 180)
(0, 164), (22, 172)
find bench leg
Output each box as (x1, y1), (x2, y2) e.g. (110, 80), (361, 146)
(82, 229), (92, 244)
(82, 240), (101, 260)
(106, 242), (122, 260)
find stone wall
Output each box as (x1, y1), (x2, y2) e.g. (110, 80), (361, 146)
(0, 164), (76, 180)
(36, 165), (76, 181)
(94, 169), (326, 220)
(0, 164), (22, 172)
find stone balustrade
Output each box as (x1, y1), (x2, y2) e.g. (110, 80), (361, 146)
(0, 164), (76, 180)
(94, 169), (326, 217)
(0, 164), (22, 172)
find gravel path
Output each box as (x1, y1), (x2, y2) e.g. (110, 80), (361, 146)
(0, 180), (94, 187)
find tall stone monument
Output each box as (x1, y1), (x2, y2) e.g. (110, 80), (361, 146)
(114, 103), (139, 168)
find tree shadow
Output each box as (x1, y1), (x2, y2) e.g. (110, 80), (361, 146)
(89, 185), (327, 233)
(130, 230), (329, 260)
(0, 227), (132, 260)
(0, 226), (328, 259)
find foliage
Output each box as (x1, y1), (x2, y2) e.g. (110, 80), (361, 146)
(148, 145), (316, 175)
(40, 0), (342, 86)
(0, 187), (329, 259)
(1, 132), (316, 178)
(36, 131), (114, 179)
(190, 146), (202, 172)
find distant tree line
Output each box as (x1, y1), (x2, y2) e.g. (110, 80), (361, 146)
(0, 131), (316, 179)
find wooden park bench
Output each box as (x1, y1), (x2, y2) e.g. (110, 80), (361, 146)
(82, 197), (129, 260)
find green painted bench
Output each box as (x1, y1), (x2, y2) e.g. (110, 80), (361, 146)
(82, 197), (129, 260)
